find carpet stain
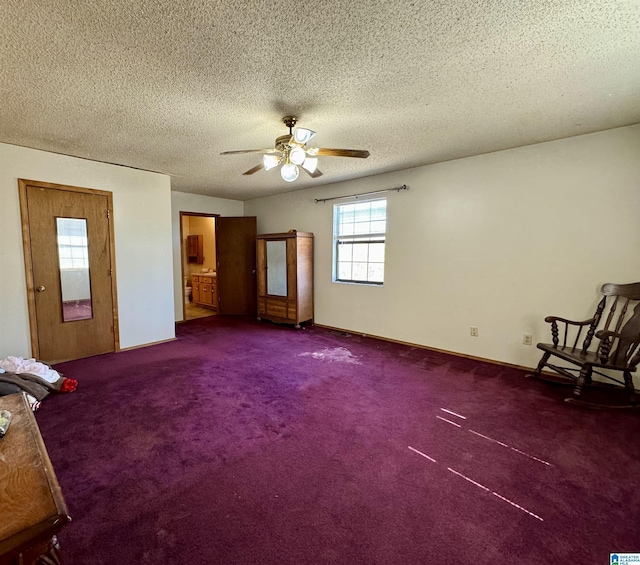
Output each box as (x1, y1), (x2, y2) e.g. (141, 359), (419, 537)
(298, 347), (361, 364)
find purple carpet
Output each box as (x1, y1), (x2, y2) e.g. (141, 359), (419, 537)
(34, 316), (640, 564)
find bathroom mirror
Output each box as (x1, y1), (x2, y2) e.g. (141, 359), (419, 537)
(266, 240), (287, 297)
(56, 217), (93, 321)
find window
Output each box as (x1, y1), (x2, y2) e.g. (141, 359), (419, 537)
(333, 198), (386, 284)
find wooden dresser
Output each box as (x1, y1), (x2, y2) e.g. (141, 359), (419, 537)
(0, 393), (71, 565)
(256, 231), (314, 328)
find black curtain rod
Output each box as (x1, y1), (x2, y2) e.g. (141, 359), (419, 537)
(314, 184), (408, 203)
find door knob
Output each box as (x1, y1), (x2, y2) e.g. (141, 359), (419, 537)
(36, 285), (46, 292)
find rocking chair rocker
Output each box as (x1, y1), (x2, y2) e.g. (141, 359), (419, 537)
(527, 282), (640, 409)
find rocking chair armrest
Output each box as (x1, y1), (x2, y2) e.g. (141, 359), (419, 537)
(595, 329), (640, 343)
(594, 329), (640, 365)
(544, 315), (594, 326)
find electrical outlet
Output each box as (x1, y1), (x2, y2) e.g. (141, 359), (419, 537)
(470, 326), (478, 337)
(523, 334), (533, 346)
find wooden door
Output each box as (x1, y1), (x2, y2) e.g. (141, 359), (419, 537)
(215, 217), (257, 315)
(19, 180), (118, 364)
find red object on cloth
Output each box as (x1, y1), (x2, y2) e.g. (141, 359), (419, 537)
(59, 378), (78, 392)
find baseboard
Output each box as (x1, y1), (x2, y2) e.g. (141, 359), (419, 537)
(119, 337), (177, 352)
(313, 323), (541, 374)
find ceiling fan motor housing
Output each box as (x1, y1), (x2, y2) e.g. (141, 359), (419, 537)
(275, 134), (292, 152)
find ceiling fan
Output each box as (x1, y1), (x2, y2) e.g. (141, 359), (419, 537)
(220, 116), (370, 182)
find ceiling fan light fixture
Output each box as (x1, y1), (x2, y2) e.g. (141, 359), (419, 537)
(301, 157), (318, 174)
(222, 116), (369, 183)
(289, 146), (306, 166)
(281, 163), (299, 182)
(263, 154), (280, 171)
(293, 127), (315, 144)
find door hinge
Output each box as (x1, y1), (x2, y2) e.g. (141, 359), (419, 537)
(109, 268), (113, 277)
(106, 209), (110, 219)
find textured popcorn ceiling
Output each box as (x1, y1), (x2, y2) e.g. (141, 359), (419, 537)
(1, 1), (639, 200)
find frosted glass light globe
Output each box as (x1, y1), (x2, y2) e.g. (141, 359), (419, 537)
(263, 154), (280, 171)
(280, 163), (299, 182)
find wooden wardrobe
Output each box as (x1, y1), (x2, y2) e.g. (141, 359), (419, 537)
(256, 231), (313, 328)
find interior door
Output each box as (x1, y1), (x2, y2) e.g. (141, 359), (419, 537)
(215, 217), (257, 315)
(19, 180), (118, 364)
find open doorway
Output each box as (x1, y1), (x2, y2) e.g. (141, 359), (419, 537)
(180, 212), (218, 321)
(180, 213), (257, 322)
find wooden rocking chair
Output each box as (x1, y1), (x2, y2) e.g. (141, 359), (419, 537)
(527, 282), (640, 409)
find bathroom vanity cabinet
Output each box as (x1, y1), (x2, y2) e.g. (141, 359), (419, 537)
(256, 231), (313, 328)
(192, 273), (217, 310)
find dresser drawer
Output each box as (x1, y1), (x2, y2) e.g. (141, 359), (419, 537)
(266, 299), (288, 318)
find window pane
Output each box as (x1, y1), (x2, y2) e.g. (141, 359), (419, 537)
(352, 243), (369, 262)
(370, 221), (386, 234)
(353, 221), (371, 235)
(342, 222), (355, 236)
(338, 262), (352, 280)
(352, 262), (367, 281)
(369, 243), (385, 262)
(370, 201), (386, 220)
(342, 204), (355, 217)
(368, 263), (384, 283)
(338, 243), (353, 262)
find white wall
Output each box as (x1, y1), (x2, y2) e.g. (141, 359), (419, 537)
(245, 125), (640, 382)
(0, 142), (176, 358)
(171, 191), (243, 321)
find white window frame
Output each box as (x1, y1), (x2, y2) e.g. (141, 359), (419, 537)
(332, 197), (386, 285)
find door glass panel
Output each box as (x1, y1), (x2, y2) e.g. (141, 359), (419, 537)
(266, 240), (287, 296)
(56, 217), (93, 321)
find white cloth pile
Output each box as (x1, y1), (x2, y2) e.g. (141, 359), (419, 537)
(0, 356), (62, 383)
(0, 356), (64, 410)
